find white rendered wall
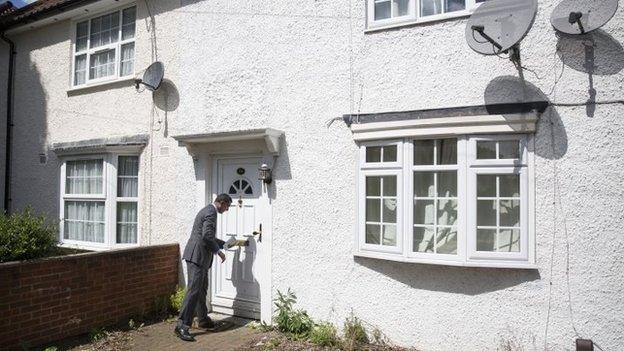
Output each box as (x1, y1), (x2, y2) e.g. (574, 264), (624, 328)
(3, 0), (624, 350)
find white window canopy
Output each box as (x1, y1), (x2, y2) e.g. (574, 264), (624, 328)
(343, 101), (549, 141)
(50, 134), (149, 156)
(173, 128), (284, 158)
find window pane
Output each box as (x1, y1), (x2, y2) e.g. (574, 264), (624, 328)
(499, 200), (520, 227)
(477, 175), (496, 197)
(414, 140), (434, 165)
(437, 171), (457, 197)
(366, 224), (381, 244)
(366, 199), (381, 222)
(120, 43), (135, 77)
(66, 159), (103, 194)
(437, 139), (457, 165)
(118, 156), (139, 197)
(477, 141), (496, 159)
(499, 174), (519, 197)
(476, 229), (496, 251)
(366, 177), (381, 196)
(382, 225), (397, 246)
(414, 172), (434, 197)
(382, 199), (397, 222)
(64, 201), (105, 243)
(76, 21), (88, 52)
(421, 0), (442, 16)
(446, 0), (465, 12)
(383, 145), (397, 162)
(499, 140), (520, 159)
(382, 176), (396, 196)
(74, 54), (87, 85)
(117, 202), (137, 244)
(498, 229), (520, 252)
(437, 199), (457, 226)
(122, 6), (136, 40)
(89, 49), (116, 80)
(436, 227), (457, 254)
(477, 200), (496, 226)
(414, 200), (434, 225)
(413, 226), (434, 252)
(366, 146), (381, 163)
(374, 0), (391, 20)
(393, 0), (409, 16)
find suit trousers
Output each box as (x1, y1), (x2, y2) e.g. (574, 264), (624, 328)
(177, 260), (209, 328)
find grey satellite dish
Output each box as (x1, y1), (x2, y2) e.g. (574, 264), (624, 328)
(466, 0), (538, 55)
(134, 61), (164, 91)
(550, 0), (618, 35)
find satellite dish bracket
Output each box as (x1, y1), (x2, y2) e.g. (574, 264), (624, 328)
(568, 11), (585, 33)
(471, 25), (503, 51)
(134, 78), (158, 91)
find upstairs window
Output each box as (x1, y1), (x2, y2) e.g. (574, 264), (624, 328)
(367, 0), (486, 29)
(72, 5), (136, 87)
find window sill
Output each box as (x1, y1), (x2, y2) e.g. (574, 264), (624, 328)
(354, 250), (537, 270)
(365, 10), (472, 33)
(67, 76), (136, 94)
(58, 241), (139, 252)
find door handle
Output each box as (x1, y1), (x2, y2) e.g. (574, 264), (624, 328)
(252, 223), (262, 242)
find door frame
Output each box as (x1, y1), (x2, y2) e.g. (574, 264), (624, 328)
(202, 154), (273, 323)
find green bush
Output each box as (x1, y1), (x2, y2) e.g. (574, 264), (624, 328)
(170, 286), (186, 314)
(343, 313), (368, 350)
(309, 321), (340, 347)
(273, 289), (315, 338)
(0, 208), (58, 263)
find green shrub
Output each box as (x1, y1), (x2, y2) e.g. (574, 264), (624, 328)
(343, 313), (368, 350)
(89, 327), (108, 342)
(0, 208), (58, 263)
(273, 289), (315, 338)
(170, 286), (186, 314)
(309, 321), (340, 347)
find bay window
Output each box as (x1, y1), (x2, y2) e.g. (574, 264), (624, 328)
(357, 134), (534, 268)
(72, 5), (136, 87)
(60, 154), (140, 249)
(367, 0), (486, 29)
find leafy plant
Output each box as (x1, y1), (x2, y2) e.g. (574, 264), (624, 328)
(89, 327), (108, 342)
(273, 289), (315, 338)
(309, 321), (340, 347)
(343, 312), (368, 350)
(128, 319), (144, 331)
(43, 347), (58, 351)
(170, 286), (186, 314)
(0, 208), (58, 263)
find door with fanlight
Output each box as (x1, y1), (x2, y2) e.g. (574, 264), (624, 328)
(211, 157), (267, 319)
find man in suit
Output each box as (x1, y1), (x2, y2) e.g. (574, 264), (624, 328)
(174, 193), (233, 342)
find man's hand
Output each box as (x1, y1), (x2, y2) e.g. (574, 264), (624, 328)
(218, 251), (226, 263)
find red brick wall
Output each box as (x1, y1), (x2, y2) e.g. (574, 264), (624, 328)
(0, 244), (179, 351)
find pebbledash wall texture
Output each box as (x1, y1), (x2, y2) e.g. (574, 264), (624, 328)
(1, 0), (623, 350)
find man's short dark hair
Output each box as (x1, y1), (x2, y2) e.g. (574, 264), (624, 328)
(215, 193), (232, 205)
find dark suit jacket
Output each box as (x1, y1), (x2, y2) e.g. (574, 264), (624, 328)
(182, 204), (225, 269)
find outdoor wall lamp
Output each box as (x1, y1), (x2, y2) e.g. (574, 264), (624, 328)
(258, 164), (272, 184)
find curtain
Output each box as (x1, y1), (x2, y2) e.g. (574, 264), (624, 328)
(122, 7), (136, 40)
(117, 202), (137, 243)
(120, 43), (135, 77)
(64, 201), (105, 243)
(66, 159), (103, 194)
(117, 156), (138, 197)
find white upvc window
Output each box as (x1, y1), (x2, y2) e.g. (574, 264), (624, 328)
(356, 134), (534, 268)
(366, 0), (486, 29)
(72, 5), (136, 87)
(60, 154), (140, 250)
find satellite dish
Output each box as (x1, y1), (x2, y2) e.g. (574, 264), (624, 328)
(134, 61), (164, 91)
(550, 0), (618, 35)
(466, 0), (538, 55)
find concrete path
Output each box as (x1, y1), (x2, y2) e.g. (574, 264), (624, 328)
(127, 314), (258, 351)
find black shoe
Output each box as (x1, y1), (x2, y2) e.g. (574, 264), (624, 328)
(197, 317), (215, 329)
(174, 326), (195, 342)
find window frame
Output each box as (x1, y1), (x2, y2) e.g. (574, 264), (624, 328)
(366, 0), (484, 31)
(355, 134), (535, 269)
(70, 4), (136, 88)
(59, 153), (141, 250)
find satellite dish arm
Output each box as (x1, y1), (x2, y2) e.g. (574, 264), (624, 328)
(568, 12), (585, 34)
(471, 25), (503, 51)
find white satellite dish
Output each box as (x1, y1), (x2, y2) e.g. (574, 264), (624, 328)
(550, 0), (618, 35)
(134, 61), (164, 91)
(466, 0), (538, 55)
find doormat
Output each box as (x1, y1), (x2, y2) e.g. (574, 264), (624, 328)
(205, 320), (236, 333)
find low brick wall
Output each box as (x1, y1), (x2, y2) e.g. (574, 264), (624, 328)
(0, 244), (179, 351)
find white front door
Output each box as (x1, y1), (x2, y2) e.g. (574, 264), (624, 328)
(211, 157), (267, 319)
